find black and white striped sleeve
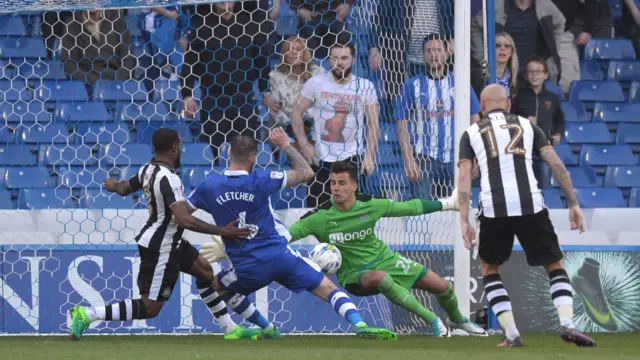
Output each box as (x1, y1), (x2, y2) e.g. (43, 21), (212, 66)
(458, 131), (475, 164)
(128, 166), (144, 191)
(159, 173), (186, 207)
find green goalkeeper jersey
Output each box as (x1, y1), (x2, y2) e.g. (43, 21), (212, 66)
(289, 194), (439, 284)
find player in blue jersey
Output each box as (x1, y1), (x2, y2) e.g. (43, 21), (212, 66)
(175, 128), (397, 340)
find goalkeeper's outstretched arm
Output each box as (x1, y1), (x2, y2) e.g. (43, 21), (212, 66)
(380, 198), (449, 218)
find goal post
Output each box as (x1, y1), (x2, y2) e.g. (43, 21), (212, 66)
(0, 0), (476, 335)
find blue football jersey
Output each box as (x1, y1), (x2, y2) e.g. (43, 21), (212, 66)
(187, 169), (291, 268)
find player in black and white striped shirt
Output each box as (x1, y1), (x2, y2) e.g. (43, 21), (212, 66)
(69, 129), (273, 340)
(457, 85), (595, 348)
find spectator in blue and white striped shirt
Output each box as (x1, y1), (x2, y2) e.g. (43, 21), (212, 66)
(395, 35), (481, 200)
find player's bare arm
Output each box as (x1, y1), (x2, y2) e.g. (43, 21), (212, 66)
(270, 127), (314, 187)
(539, 146), (586, 232)
(457, 159), (476, 249)
(170, 202), (251, 240)
(362, 103), (380, 176)
(104, 178), (136, 196)
(291, 96), (317, 165)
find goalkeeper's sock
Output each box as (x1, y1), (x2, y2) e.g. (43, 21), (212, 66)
(548, 269), (575, 329)
(224, 293), (274, 330)
(378, 274), (438, 323)
(88, 299), (149, 322)
(328, 289), (364, 326)
(436, 282), (466, 323)
(196, 281), (237, 334)
(484, 274), (520, 340)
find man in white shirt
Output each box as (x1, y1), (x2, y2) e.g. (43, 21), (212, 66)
(292, 41), (380, 207)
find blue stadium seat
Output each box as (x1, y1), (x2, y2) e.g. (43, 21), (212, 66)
(0, 189), (11, 208)
(117, 102), (176, 122)
(59, 167), (109, 189)
(257, 143), (274, 166)
(580, 144), (636, 167)
(41, 144), (98, 166)
(607, 60), (640, 82)
(4, 167), (55, 189)
(542, 188), (564, 209)
(55, 102), (111, 122)
(580, 60), (604, 81)
(1, 101), (52, 123)
(592, 102), (640, 123)
(102, 143), (153, 167)
(182, 167), (223, 189)
(0, 59), (14, 78)
(152, 80), (181, 102)
(0, 127), (14, 143)
(569, 81), (624, 103)
(181, 143), (215, 166)
(575, 187), (626, 208)
(35, 81), (89, 102)
(545, 80), (564, 100)
(270, 186), (308, 210)
(380, 122), (399, 142)
(584, 38), (636, 61)
(135, 122), (192, 143)
(74, 123), (130, 144)
(616, 123), (640, 146)
(553, 144), (579, 165)
(604, 166), (640, 187)
(94, 80), (148, 101)
(17, 124), (70, 144)
(630, 188), (640, 207)
(16, 59), (66, 81)
(0, 80), (33, 101)
(18, 188), (73, 209)
(80, 190), (135, 209)
(0, 37), (47, 58)
(551, 166), (598, 188)
(0, 15), (27, 36)
(561, 101), (587, 122)
(0, 144), (36, 165)
(563, 123), (612, 144)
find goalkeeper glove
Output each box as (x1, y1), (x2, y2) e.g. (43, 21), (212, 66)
(200, 234), (229, 263)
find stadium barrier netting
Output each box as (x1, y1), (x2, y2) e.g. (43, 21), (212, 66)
(0, 0), (475, 335)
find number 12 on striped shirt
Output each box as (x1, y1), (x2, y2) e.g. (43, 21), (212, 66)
(479, 124), (526, 159)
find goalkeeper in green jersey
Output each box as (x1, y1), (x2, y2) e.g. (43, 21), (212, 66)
(288, 162), (488, 337)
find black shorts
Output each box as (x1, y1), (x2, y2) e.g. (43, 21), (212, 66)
(478, 209), (563, 267)
(138, 239), (201, 301)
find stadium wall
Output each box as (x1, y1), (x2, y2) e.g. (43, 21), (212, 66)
(2, 208), (639, 334)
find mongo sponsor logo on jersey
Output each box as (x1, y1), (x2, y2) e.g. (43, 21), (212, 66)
(328, 228), (373, 243)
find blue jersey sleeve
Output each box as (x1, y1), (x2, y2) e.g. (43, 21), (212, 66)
(470, 86), (481, 115)
(253, 169), (288, 195)
(394, 79), (417, 121)
(186, 180), (207, 211)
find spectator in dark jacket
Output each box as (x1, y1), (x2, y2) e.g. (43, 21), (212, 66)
(512, 56), (565, 188)
(622, 0), (640, 56)
(61, 10), (135, 91)
(471, 0), (565, 84)
(181, 1), (273, 162)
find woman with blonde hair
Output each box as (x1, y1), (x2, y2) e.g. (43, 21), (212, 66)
(472, 32), (519, 100)
(263, 36), (325, 137)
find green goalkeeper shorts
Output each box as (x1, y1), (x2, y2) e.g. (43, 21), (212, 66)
(341, 252), (428, 297)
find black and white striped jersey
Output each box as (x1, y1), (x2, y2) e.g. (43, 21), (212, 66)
(128, 160), (186, 251)
(459, 110), (552, 218)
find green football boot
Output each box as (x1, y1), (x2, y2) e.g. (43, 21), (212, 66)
(70, 306), (92, 340)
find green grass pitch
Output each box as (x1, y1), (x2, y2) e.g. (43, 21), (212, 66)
(1, 333), (639, 360)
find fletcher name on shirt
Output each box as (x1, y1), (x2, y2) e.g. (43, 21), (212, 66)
(216, 192), (255, 205)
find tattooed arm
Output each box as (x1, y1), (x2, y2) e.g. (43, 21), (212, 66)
(539, 146), (578, 208)
(269, 128), (314, 187)
(458, 160), (473, 224)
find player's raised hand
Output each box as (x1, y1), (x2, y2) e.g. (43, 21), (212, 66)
(183, 96), (198, 118)
(269, 127), (290, 149)
(461, 222), (476, 249)
(569, 205), (586, 233)
(104, 178), (117, 193)
(218, 219), (252, 242)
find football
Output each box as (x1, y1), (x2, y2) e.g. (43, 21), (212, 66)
(309, 243), (342, 275)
